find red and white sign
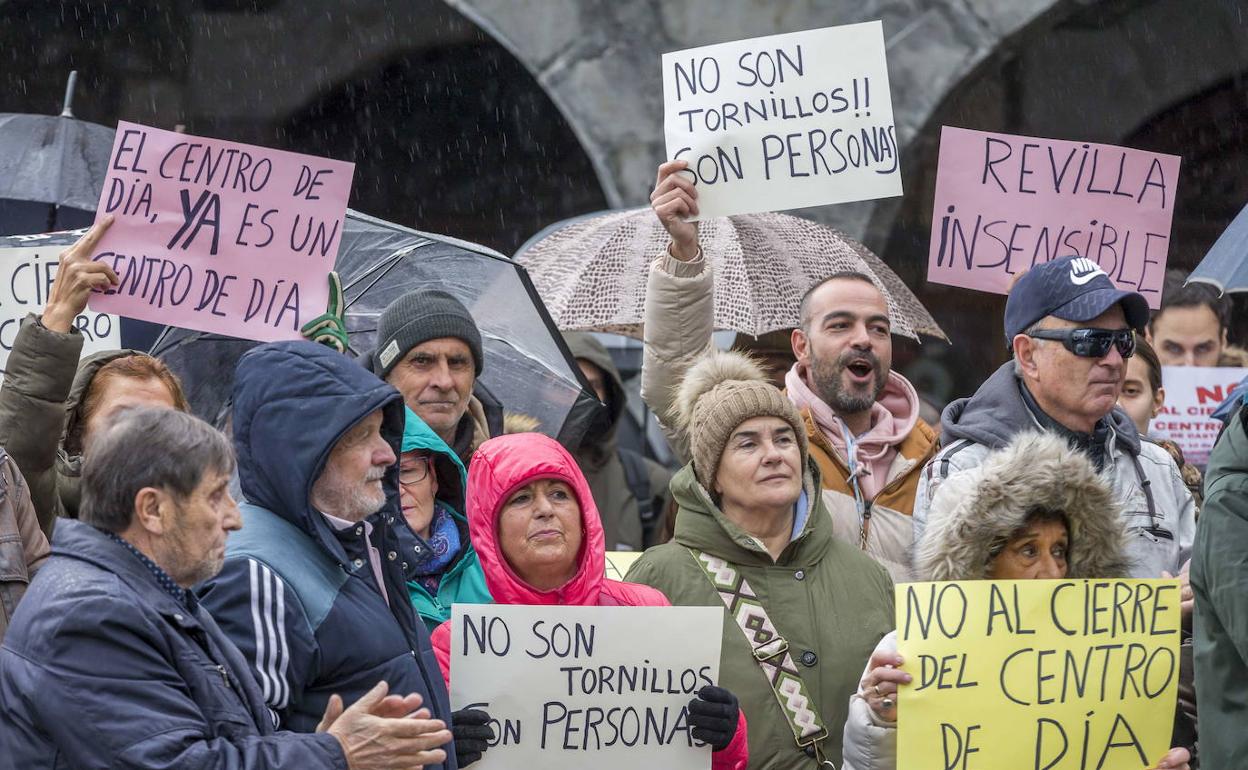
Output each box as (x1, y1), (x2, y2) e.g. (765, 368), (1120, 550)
(1149, 366), (1247, 467)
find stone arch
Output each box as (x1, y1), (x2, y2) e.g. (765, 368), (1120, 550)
(185, 0), (609, 252)
(446, 0), (1072, 233)
(279, 38), (608, 253)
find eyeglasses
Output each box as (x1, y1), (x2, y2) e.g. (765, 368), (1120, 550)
(1027, 328), (1136, 359)
(398, 457), (433, 485)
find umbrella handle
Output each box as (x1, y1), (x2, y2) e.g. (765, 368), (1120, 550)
(60, 71), (78, 117)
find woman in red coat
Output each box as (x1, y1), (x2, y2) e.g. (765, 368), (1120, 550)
(432, 432), (748, 769)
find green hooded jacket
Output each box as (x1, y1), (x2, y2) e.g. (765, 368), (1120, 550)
(626, 461), (894, 769)
(0, 314), (142, 536)
(398, 408), (491, 631)
(1193, 404), (1248, 766)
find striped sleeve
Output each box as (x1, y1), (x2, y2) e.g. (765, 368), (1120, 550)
(197, 557), (315, 723)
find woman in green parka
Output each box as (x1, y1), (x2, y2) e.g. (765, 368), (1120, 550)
(626, 350), (894, 770)
(395, 407), (491, 631)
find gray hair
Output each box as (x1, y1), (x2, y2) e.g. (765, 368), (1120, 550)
(81, 406), (235, 533)
(1012, 320), (1049, 377)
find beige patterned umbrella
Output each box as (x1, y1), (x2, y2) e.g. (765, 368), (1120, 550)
(515, 207), (947, 342)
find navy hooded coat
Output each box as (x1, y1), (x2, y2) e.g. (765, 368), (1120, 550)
(196, 341), (455, 768)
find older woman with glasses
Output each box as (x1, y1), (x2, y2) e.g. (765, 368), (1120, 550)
(393, 407), (491, 631)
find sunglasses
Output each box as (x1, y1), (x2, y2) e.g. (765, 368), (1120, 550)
(1027, 328), (1136, 359)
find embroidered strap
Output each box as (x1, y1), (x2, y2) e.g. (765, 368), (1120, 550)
(689, 548), (836, 767)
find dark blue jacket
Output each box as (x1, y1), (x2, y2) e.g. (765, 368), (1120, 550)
(196, 341), (455, 768)
(0, 519), (346, 769)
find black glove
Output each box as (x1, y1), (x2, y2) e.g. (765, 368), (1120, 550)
(688, 685), (739, 752)
(451, 708), (495, 767)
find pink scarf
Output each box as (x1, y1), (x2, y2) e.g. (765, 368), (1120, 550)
(784, 363), (919, 500)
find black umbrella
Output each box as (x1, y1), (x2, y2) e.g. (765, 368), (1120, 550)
(0, 72), (114, 237)
(147, 210), (603, 450)
(1189, 200), (1248, 294)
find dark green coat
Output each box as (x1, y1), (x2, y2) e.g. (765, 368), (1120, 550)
(1193, 405), (1248, 766)
(626, 462), (894, 770)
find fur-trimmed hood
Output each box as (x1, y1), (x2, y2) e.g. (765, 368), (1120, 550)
(915, 431), (1131, 581)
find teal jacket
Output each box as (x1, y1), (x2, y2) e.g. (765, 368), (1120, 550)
(398, 408), (491, 631)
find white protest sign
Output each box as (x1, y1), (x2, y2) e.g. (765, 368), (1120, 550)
(1150, 365), (1248, 467)
(0, 245), (120, 377)
(450, 604), (723, 770)
(662, 21), (902, 220)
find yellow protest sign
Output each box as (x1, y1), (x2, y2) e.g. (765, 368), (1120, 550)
(605, 551), (642, 581)
(896, 579), (1180, 770)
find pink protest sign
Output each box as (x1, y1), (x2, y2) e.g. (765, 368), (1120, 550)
(88, 121), (354, 341)
(926, 127), (1180, 308)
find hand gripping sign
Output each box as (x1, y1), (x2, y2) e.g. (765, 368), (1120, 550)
(87, 121), (355, 342)
(0, 243), (119, 376)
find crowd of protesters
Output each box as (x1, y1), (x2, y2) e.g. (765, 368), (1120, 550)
(5, 152), (1248, 770)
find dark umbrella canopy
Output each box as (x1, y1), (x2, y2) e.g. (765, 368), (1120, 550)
(1189, 201), (1248, 293)
(0, 112), (115, 235)
(149, 210), (602, 449)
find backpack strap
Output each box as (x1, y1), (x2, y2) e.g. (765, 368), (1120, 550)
(689, 548), (837, 768)
(618, 447), (656, 523)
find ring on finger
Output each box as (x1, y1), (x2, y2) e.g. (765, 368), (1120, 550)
(882, 698), (894, 709)
(872, 684), (882, 697)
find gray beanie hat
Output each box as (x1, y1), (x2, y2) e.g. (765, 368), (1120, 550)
(372, 289), (483, 378)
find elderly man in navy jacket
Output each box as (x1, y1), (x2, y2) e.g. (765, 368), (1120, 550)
(0, 406), (452, 769)
(198, 341), (470, 769)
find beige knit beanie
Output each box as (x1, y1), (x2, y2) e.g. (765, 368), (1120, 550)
(674, 349), (808, 492)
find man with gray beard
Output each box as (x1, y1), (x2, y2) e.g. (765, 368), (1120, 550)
(197, 341), (460, 769)
(642, 160), (937, 579)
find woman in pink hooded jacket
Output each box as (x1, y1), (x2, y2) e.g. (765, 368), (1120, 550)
(431, 432), (748, 769)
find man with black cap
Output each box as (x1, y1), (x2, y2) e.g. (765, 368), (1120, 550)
(370, 289), (491, 466)
(914, 255), (1196, 579)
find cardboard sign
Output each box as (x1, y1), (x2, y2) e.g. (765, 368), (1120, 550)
(662, 22), (901, 220)
(927, 127), (1181, 308)
(897, 579), (1180, 770)
(1150, 365), (1248, 467)
(450, 604), (723, 770)
(0, 244), (120, 376)
(604, 551), (642, 581)
(87, 121), (354, 341)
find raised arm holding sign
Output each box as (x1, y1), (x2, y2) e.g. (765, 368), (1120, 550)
(0, 224), (121, 377)
(86, 121), (354, 342)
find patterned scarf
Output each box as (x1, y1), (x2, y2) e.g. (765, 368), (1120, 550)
(411, 502), (462, 596)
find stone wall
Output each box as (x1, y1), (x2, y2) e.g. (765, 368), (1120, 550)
(447, 0), (1061, 241)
